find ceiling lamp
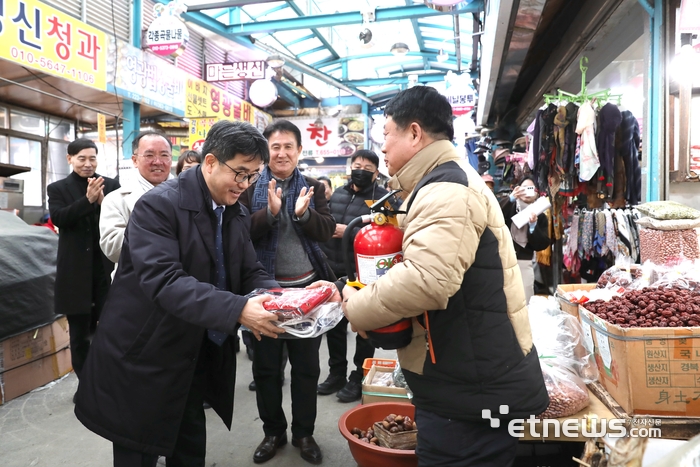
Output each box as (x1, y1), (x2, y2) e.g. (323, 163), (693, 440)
(249, 79), (278, 108)
(314, 104), (324, 129)
(436, 48), (449, 63)
(390, 42), (409, 56)
(266, 54), (285, 69)
(424, 0), (465, 12)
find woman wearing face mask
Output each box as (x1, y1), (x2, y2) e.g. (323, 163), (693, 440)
(500, 176), (550, 303)
(317, 150), (400, 402)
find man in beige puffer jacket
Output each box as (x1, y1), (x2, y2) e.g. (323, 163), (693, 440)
(342, 87), (549, 467)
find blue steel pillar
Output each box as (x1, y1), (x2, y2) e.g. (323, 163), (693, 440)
(122, 0), (142, 159)
(642, 0), (663, 201)
(362, 101), (369, 150)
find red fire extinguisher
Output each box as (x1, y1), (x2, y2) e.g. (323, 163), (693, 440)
(343, 190), (412, 350)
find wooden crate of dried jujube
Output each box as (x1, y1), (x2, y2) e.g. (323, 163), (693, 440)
(639, 228), (700, 265)
(373, 414), (418, 450)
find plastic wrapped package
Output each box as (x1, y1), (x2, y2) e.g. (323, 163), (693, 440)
(596, 261), (656, 291)
(242, 286), (343, 338)
(537, 364), (590, 419)
(649, 259), (700, 292)
(247, 286), (334, 321)
(392, 362), (413, 399)
(369, 370), (395, 387)
(528, 296), (599, 383)
(270, 302), (344, 339)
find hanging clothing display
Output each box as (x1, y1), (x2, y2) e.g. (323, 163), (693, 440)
(562, 207), (641, 277)
(576, 102), (599, 182)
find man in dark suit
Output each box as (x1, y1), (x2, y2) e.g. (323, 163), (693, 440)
(239, 120), (335, 465)
(47, 138), (119, 394)
(74, 121), (284, 467)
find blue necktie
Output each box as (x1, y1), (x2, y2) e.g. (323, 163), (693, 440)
(207, 206), (228, 346)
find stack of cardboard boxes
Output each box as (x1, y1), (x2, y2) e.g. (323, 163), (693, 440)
(0, 316), (72, 405)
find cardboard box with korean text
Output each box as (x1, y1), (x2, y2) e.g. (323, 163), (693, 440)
(0, 348), (72, 404)
(0, 317), (72, 405)
(556, 284), (597, 318)
(579, 306), (700, 416)
(362, 366), (409, 405)
(0, 316), (70, 371)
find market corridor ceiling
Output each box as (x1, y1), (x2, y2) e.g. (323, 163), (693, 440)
(179, 0), (483, 107)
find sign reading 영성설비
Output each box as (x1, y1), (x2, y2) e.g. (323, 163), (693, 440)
(0, 0), (107, 91)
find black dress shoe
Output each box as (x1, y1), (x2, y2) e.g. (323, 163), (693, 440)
(336, 380), (362, 403)
(292, 436), (322, 464)
(249, 380), (256, 391)
(253, 433), (287, 464)
(317, 374), (346, 395)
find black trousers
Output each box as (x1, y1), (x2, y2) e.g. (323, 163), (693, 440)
(113, 343), (209, 467)
(325, 317), (375, 383)
(252, 335), (322, 439)
(68, 267), (108, 380)
(66, 314), (94, 379)
(414, 407), (518, 467)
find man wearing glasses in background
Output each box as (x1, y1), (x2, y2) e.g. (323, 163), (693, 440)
(99, 131), (173, 277)
(74, 121), (284, 467)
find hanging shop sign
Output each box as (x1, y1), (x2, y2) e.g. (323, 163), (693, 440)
(443, 86), (476, 116)
(107, 39), (186, 117)
(0, 0), (107, 90)
(97, 113), (107, 143)
(206, 61), (267, 82)
(287, 115), (366, 159)
(146, 1), (189, 58)
(189, 117), (218, 151)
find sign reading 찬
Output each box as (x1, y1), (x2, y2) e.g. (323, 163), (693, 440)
(0, 0), (107, 90)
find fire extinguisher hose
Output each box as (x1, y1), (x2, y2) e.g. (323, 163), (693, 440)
(343, 214), (372, 286)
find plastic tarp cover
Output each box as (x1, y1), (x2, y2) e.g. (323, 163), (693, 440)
(0, 211), (58, 340)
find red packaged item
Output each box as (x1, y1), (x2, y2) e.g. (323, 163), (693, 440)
(254, 286), (333, 321)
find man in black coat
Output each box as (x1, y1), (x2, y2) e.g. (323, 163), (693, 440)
(238, 120), (335, 465)
(47, 138), (119, 391)
(317, 150), (395, 402)
(74, 121), (284, 467)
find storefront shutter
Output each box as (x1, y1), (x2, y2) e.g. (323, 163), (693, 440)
(204, 41), (246, 100)
(176, 30), (204, 79)
(40, 0), (82, 19)
(86, 0), (130, 41)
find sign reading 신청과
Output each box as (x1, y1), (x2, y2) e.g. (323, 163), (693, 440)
(0, 0), (107, 90)
(205, 61), (267, 82)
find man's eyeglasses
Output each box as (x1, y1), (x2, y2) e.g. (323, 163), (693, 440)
(220, 160), (261, 184)
(136, 153), (172, 162)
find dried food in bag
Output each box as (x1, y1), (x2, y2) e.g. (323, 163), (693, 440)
(635, 201), (700, 220)
(528, 296), (599, 383)
(537, 364), (590, 419)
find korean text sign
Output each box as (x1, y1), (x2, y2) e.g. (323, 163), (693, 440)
(185, 76), (254, 122)
(0, 0), (107, 90)
(107, 38), (186, 117)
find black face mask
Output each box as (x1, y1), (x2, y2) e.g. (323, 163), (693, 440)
(351, 169), (374, 189)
